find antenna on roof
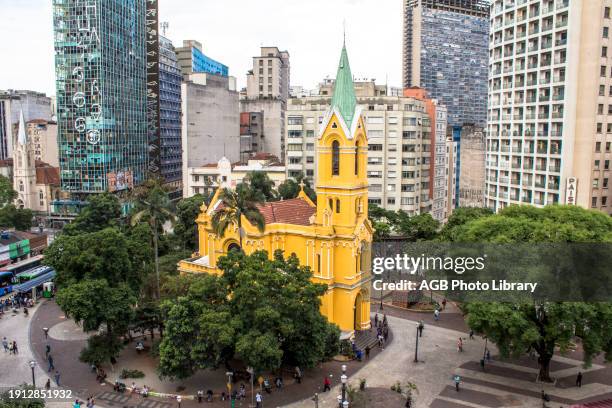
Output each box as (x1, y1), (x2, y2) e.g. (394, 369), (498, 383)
(343, 19), (346, 45)
(161, 21), (169, 36)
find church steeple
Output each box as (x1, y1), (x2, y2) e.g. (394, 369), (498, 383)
(330, 44), (357, 128)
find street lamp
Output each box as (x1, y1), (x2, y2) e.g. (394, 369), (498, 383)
(29, 361), (36, 388)
(339, 365), (348, 408)
(414, 322), (419, 363)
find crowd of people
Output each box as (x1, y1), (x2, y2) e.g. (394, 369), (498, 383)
(0, 293), (34, 316)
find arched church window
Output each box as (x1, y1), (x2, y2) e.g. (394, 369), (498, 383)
(332, 140), (340, 176)
(19, 181), (24, 192)
(354, 141), (359, 175)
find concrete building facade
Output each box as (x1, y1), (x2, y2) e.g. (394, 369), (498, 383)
(241, 47), (290, 160)
(181, 73), (240, 196)
(456, 125), (486, 208)
(286, 82), (447, 218)
(0, 90), (52, 160)
(239, 112), (264, 161)
(403, 0), (489, 127)
(487, 0), (612, 214)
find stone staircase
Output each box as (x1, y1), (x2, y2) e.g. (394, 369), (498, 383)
(354, 329), (379, 351)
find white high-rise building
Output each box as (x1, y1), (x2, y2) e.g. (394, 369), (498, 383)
(487, 0), (612, 213)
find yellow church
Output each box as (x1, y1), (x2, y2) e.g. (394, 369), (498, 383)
(179, 43), (372, 334)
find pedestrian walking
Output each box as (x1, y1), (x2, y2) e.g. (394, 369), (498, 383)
(323, 376), (331, 392)
(377, 333), (384, 349)
(365, 345), (370, 360)
(43, 327), (49, 339)
(442, 298), (447, 310)
(434, 309), (440, 321)
(457, 338), (463, 352)
(45, 379), (51, 390)
(294, 366), (302, 384)
(2, 337), (7, 352)
(383, 326), (389, 342)
(454, 375), (461, 392)
(54, 370), (61, 386)
(576, 372), (583, 387)
(383, 314), (387, 327)
(8, 341), (13, 354)
(197, 390), (203, 403)
(255, 391), (262, 408)
(485, 349), (491, 361)
(418, 320), (424, 337)
(374, 313), (378, 327)
(45, 344), (51, 358)
(469, 329), (474, 340)
(12, 341), (17, 354)
(47, 354), (55, 372)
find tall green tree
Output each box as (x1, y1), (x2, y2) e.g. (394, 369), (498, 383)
(277, 172), (316, 202)
(173, 194), (205, 250)
(56, 279), (136, 365)
(395, 211), (439, 241)
(44, 227), (144, 291)
(211, 185), (265, 249)
(158, 250), (340, 379)
(0, 175), (17, 207)
(454, 205), (612, 381)
(131, 185), (175, 299)
(0, 205), (33, 231)
(243, 171), (278, 201)
(62, 192), (122, 235)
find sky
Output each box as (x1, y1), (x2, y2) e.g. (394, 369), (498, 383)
(0, 0), (403, 97)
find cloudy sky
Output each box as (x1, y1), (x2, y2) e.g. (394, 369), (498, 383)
(0, 0), (403, 96)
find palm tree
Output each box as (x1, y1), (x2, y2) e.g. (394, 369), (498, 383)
(211, 184), (265, 249)
(130, 185), (175, 299)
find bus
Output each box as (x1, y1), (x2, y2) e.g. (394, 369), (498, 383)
(0, 255), (43, 276)
(14, 266), (54, 284)
(0, 272), (13, 296)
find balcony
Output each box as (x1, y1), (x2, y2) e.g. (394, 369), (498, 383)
(555, 38), (567, 46)
(535, 181), (546, 188)
(557, 19), (568, 28)
(538, 112), (550, 119)
(553, 93), (565, 101)
(548, 182), (560, 190)
(557, 0), (569, 9)
(549, 165), (561, 172)
(552, 111), (564, 119)
(541, 40), (552, 49)
(539, 95), (550, 102)
(536, 164), (547, 171)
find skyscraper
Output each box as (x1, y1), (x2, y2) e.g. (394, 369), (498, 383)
(53, 0), (148, 194)
(158, 36), (183, 198)
(486, 0), (612, 214)
(403, 0), (489, 127)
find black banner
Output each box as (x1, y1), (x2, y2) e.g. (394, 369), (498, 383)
(146, 0), (161, 175)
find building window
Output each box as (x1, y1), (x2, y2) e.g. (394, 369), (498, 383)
(605, 27), (610, 38)
(599, 104), (604, 114)
(354, 142), (359, 175)
(596, 142), (602, 152)
(387, 198), (395, 205)
(592, 197), (598, 207)
(603, 197), (608, 206)
(602, 66), (607, 77)
(332, 140), (340, 176)
(606, 7), (611, 18)
(19, 181), (23, 192)
(317, 254), (321, 273)
(603, 47), (608, 57)
(336, 199), (340, 213)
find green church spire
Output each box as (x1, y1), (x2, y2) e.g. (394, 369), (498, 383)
(331, 43), (357, 127)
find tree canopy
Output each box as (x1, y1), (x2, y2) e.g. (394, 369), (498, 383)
(277, 172), (317, 202)
(158, 250), (340, 379)
(174, 194), (206, 250)
(453, 205), (612, 381)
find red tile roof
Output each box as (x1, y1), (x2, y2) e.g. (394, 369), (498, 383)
(215, 197), (316, 226)
(35, 162), (60, 185)
(256, 198), (316, 226)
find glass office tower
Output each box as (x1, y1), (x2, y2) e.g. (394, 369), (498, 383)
(53, 0), (148, 193)
(403, 0), (489, 127)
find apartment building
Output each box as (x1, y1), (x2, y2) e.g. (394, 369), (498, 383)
(285, 82), (448, 218)
(487, 0), (612, 213)
(241, 47), (290, 160)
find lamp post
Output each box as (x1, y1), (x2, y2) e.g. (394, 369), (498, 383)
(414, 323), (419, 363)
(29, 361), (36, 388)
(339, 364), (348, 408)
